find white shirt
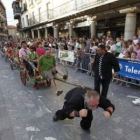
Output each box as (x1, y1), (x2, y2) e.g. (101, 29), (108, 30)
(110, 44), (117, 52)
(133, 39), (139, 45)
(90, 46), (97, 53)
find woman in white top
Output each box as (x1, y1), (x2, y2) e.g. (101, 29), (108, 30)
(121, 41), (128, 55)
(90, 42), (98, 54)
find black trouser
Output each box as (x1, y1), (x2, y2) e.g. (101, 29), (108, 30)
(94, 76), (111, 98)
(55, 108), (93, 130)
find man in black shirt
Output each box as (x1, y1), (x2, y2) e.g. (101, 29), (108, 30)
(53, 86), (115, 131)
(93, 45), (120, 98)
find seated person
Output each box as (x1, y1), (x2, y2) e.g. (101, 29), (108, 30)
(19, 41), (32, 74)
(19, 41), (30, 63)
(7, 46), (13, 58)
(38, 48), (67, 96)
(13, 46), (21, 64)
(28, 46), (38, 69)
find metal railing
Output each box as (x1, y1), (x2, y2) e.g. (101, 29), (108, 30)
(48, 0), (75, 20)
(76, 0), (110, 10)
(58, 50), (140, 86)
(28, 10), (49, 26)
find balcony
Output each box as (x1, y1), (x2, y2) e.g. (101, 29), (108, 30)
(48, 0), (76, 20)
(76, 0), (112, 10)
(17, 23), (22, 31)
(12, 1), (21, 19)
(21, 3), (27, 13)
(28, 10), (48, 26)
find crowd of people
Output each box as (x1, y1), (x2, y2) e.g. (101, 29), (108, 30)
(0, 34), (140, 104)
(2, 34), (140, 61)
(1, 35), (140, 76)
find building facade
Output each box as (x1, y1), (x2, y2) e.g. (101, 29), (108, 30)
(0, 0), (8, 40)
(8, 25), (17, 39)
(12, 0), (140, 40)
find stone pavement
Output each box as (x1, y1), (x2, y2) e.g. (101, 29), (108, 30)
(0, 58), (140, 140)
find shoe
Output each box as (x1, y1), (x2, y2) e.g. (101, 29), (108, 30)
(132, 99), (140, 105)
(56, 91), (63, 96)
(63, 75), (68, 80)
(53, 114), (59, 122)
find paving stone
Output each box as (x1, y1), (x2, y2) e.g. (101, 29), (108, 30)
(0, 57), (140, 140)
(0, 128), (15, 140)
(133, 126), (140, 137)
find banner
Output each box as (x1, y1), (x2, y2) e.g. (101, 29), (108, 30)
(58, 50), (74, 63)
(117, 58), (140, 81)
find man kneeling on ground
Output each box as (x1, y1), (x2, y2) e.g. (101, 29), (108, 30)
(53, 86), (115, 132)
(38, 48), (67, 96)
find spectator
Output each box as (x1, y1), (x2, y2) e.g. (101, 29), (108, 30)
(36, 42), (45, 57)
(44, 41), (49, 50)
(81, 42), (89, 53)
(123, 52), (131, 59)
(106, 45), (111, 53)
(90, 42), (97, 54)
(75, 39), (80, 50)
(110, 39), (117, 55)
(120, 35), (125, 43)
(116, 37), (122, 56)
(131, 52), (139, 61)
(105, 36), (111, 46)
(133, 34), (139, 45)
(121, 41), (128, 55)
(136, 43), (140, 60)
(127, 40), (133, 55)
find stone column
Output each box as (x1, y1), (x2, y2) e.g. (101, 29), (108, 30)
(53, 25), (59, 38)
(124, 13), (136, 40)
(119, 7), (138, 40)
(38, 29), (40, 38)
(88, 16), (96, 38)
(45, 28), (48, 38)
(68, 25), (73, 38)
(90, 20), (96, 38)
(31, 30), (34, 39)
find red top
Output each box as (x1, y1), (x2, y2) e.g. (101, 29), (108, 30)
(7, 50), (12, 54)
(36, 48), (45, 57)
